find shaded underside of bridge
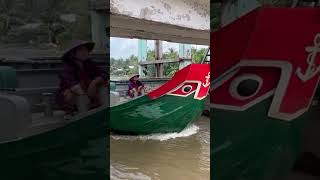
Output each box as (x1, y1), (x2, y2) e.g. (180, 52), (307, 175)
(104, 0), (210, 45)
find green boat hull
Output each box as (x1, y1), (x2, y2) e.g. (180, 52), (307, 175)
(0, 106), (109, 179)
(110, 94), (206, 135)
(211, 97), (306, 180)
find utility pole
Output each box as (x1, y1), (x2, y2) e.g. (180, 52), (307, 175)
(138, 39), (147, 77)
(154, 40), (163, 77)
(179, 44), (192, 69)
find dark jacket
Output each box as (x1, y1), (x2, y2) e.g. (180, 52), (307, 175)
(56, 58), (107, 105)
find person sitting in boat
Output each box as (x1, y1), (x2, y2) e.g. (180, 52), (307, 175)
(128, 74), (145, 98)
(56, 40), (107, 115)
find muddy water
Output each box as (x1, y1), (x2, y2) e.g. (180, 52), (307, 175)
(110, 116), (210, 180)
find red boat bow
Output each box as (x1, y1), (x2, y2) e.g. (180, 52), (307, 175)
(211, 7), (320, 121)
(148, 64), (210, 100)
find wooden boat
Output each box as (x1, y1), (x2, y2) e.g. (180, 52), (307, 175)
(210, 7), (320, 180)
(110, 64), (210, 135)
(0, 66), (108, 177)
(0, 62), (209, 167)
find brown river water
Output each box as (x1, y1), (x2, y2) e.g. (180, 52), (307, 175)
(110, 116), (210, 180)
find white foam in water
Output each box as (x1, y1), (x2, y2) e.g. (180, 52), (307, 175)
(111, 124), (199, 141)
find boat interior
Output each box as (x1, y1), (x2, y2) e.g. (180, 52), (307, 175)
(0, 66), (110, 143)
(0, 60), (158, 144)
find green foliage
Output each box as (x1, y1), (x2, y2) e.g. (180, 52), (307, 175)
(127, 55), (139, 75)
(163, 48), (179, 76)
(110, 55), (139, 76)
(164, 64), (179, 77)
(40, 0), (66, 44)
(163, 48), (179, 60)
(192, 48), (207, 64)
(0, 0), (90, 47)
(147, 49), (155, 61)
(111, 47), (208, 77)
(143, 65), (156, 77)
(0, 0), (23, 35)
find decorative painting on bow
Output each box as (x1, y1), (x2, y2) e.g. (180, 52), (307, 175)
(296, 33), (320, 82)
(167, 72), (210, 100)
(210, 7), (320, 121)
(148, 64), (210, 100)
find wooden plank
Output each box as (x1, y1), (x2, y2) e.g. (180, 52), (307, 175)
(139, 59), (180, 65)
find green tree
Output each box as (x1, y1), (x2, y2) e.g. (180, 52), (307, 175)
(110, 55), (139, 76)
(0, 0), (23, 35)
(192, 48), (207, 64)
(126, 55), (139, 75)
(0, 0), (14, 35)
(163, 48), (179, 60)
(40, 0), (66, 44)
(111, 47), (209, 78)
(164, 64), (179, 77)
(163, 48), (179, 77)
(147, 49), (155, 61)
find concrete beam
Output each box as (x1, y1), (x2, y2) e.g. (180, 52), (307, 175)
(110, 0), (210, 45)
(110, 15), (209, 45)
(221, 0), (261, 27)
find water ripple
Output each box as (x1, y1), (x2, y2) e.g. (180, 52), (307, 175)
(111, 124), (200, 141)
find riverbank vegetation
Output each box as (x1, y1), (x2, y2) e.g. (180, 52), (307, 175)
(0, 0), (90, 51)
(110, 47), (207, 78)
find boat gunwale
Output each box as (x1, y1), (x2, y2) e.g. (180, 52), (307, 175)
(0, 104), (108, 145)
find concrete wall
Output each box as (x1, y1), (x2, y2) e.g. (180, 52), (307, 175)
(111, 0), (209, 30)
(110, 0), (210, 45)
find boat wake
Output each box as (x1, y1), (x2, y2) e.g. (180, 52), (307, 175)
(111, 124), (199, 141)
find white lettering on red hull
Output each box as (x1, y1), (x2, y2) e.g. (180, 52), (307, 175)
(202, 72), (210, 88)
(296, 33), (320, 82)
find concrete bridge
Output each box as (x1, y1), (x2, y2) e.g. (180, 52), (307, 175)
(109, 0), (210, 45)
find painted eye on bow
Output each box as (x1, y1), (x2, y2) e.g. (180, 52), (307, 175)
(229, 74), (263, 100)
(182, 85), (192, 93)
(236, 79), (260, 97)
(168, 82), (198, 97)
(211, 67), (281, 111)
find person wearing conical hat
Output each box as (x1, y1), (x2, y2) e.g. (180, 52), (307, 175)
(56, 40), (107, 116)
(128, 74), (145, 98)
